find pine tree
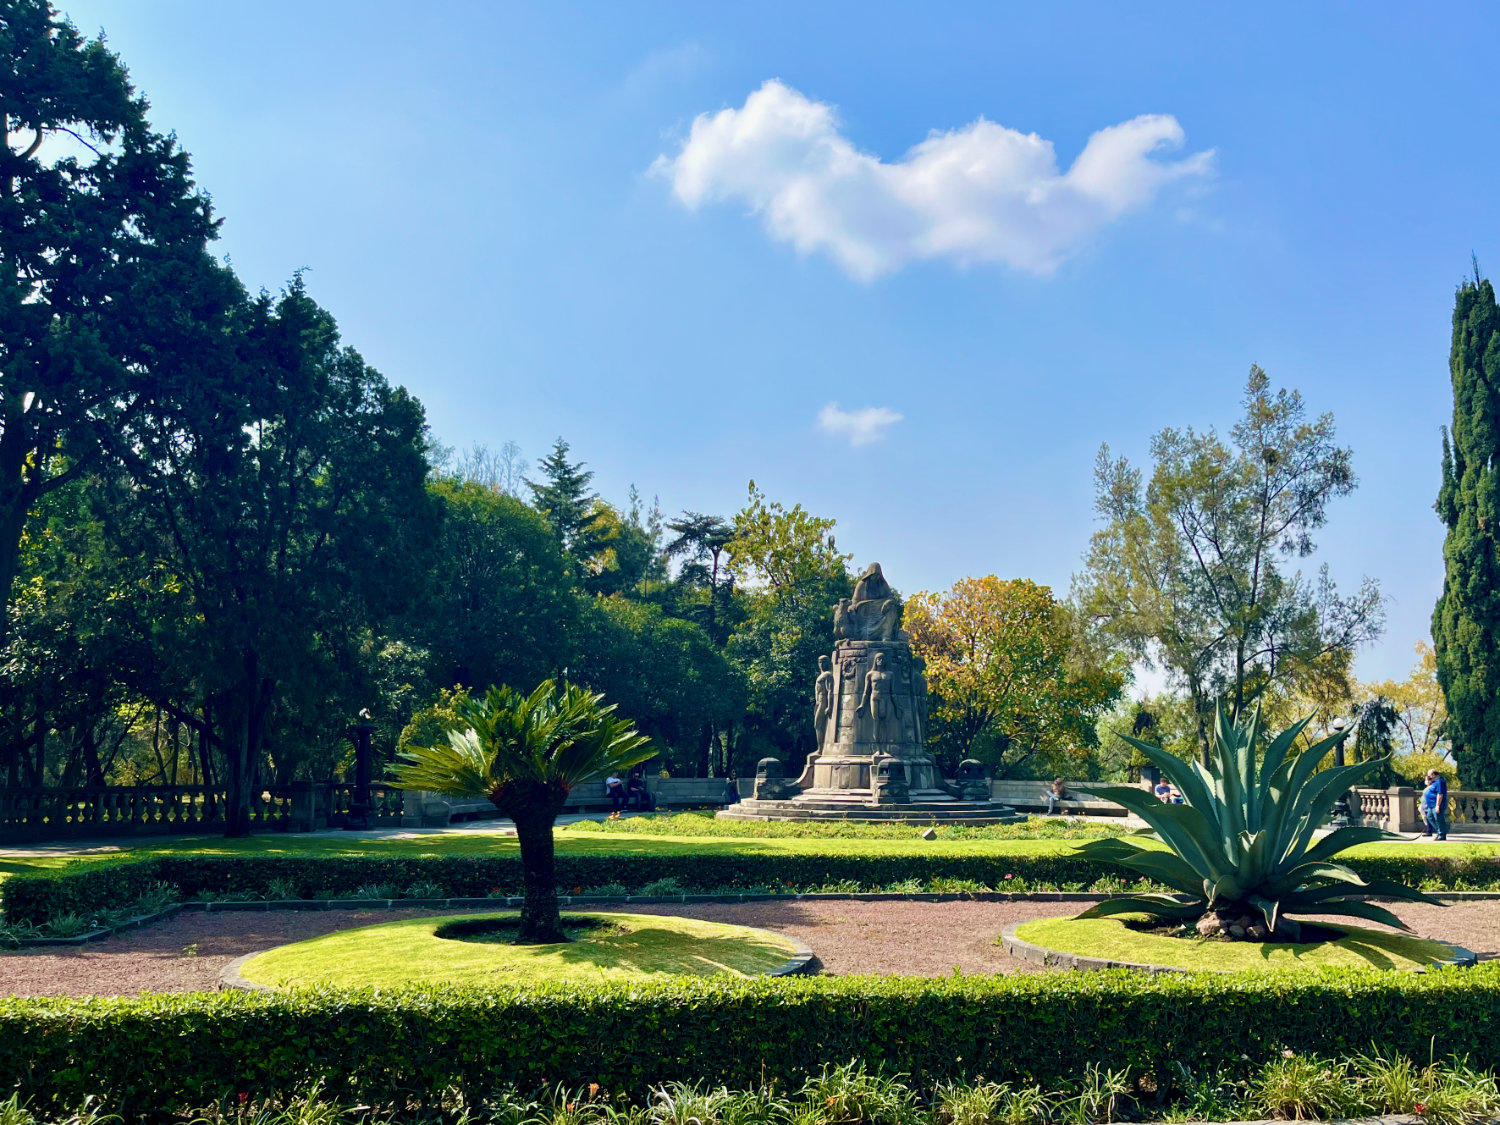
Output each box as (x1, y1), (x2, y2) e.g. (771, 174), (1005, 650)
(527, 437), (606, 566)
(1433, 272), (1500, 787)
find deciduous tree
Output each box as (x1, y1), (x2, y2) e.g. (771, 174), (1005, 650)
(906, 576), (1124, 777)
(1077, 367), (1383, 756)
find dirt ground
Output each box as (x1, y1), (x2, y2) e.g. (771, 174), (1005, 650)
(0, 899), (1495, 997)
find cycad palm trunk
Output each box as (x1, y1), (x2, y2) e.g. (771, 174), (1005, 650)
(505, 795), (568, 943)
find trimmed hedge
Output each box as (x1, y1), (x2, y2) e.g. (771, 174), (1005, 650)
(5, 851), (1498, 924)
(3, 966), (1499, 1114)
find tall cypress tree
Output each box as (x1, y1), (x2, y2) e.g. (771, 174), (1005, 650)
(1433, 272), (1500, 787)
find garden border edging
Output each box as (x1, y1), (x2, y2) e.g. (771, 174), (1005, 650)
(999, 922), (1480, 975)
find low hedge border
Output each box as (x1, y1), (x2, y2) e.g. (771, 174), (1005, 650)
(6, 852), (1498, 925)
(3, 966), (1498, 1115)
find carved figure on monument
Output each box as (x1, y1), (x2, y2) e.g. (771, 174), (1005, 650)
(833, 562), (903, 641)
(813, 655), (834, 750)
(911, 655), (930, 746)
(856, 651), (900, 742)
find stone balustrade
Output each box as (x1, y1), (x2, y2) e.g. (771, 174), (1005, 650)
(1348, 785), (1500, 833)
(0, 782), (405, 843)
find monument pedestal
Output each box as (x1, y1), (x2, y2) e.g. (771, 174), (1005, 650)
(717, 563), (1023, 827)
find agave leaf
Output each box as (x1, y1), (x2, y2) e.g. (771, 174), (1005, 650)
(1246, 893), (1281, 933)
(1280, 758), (1390, 863)
(1087, 848), (1209, 897)
(1075, 895), (1204, 922)
(1257, 715), (1315, 804)
(1280, 878), (1443, 909)
(1261, 860), (1370, 898)
(1296, 825), (1397, 866)
(1111, 734), (1220, 820)
(1288, 898), (1414, 932)
(1082, 790), (1234, 884)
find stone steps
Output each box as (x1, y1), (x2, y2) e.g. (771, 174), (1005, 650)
(718, 799), (1025, 825)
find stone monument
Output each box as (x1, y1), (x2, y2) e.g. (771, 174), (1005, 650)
(721, 563), (1023, 824)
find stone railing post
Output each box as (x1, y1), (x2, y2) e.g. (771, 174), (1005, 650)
(1390, 786), (1418, 832)
(286, 782), (319, 833)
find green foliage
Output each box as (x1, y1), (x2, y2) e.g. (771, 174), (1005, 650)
(421, 480), (576, 691)
(572, 599), (744, 777)
(5, 848), (1495, 927)
(528, 437), (611, 569)
(1077, 707), (1439, 932)
(1392, 750), (1459, 787)
(392, 681), (653, 811)
(3, 968), (1500, 1115)
(1079, 366), (1382, 747)
(1434, 274), (1500, 789)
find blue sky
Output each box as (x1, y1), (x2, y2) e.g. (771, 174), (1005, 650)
(59, 2), (1500, 686)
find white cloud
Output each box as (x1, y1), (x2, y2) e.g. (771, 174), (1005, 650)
(653, 80), (1213, 281)
(818, 402), (903, 447)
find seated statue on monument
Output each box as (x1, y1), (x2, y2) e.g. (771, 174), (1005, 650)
(833, 563), (904, 642)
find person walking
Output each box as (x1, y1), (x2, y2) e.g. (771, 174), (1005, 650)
(1421, 768), (1449, 841)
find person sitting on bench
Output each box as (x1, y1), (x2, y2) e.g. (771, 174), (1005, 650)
(1045, 777), (1069, 816)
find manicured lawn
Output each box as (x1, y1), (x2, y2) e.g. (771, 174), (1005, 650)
(1012, 916), (1467, 972)
(238, 910), (798, 987)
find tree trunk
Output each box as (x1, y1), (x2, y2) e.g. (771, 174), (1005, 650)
(510, 806), (567, 943)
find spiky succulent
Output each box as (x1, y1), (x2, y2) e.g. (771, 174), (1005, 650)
(1078, 706), (1438, 935)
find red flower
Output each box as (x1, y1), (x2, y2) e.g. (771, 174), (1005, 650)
(1004, 874), (1014, 880)
(237, 1093), (249, 1105)
(1415, 1105), (1426, 1115)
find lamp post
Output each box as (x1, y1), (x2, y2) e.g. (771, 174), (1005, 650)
(344, 710), (376, 831)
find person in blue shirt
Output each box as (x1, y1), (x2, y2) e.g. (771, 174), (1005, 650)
(1421, 769), (1449, 841)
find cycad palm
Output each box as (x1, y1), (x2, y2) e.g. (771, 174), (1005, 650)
(392, 680), (652, 942)
(1078, 706), (1437, 939)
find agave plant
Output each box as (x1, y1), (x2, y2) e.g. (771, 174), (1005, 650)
(391, 680), (652, 943)
(1077, 706), (1438, 938)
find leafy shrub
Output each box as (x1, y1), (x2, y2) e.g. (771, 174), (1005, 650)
(4, 967), (1500, 1115)
(638, 877), (685, 896)
(4, 850), (1496, 926)
(582, 883), (629, 897)
(402, 880), (447, 900)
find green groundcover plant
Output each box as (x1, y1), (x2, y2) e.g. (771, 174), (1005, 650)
(1078, 707), (1437, 938)
(0, 1054), (1496, 1125)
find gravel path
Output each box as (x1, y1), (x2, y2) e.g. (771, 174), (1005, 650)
(0, 900), (1495, 997)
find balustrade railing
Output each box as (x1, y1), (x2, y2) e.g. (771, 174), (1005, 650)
(1451, 790), (1500, 830)
(0, 781), (402, 843)
(1348, 785), (1500, 833)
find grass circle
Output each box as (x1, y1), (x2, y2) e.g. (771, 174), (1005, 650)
(238, 911), (802, 988)
(1011, 916), (1469, 972)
